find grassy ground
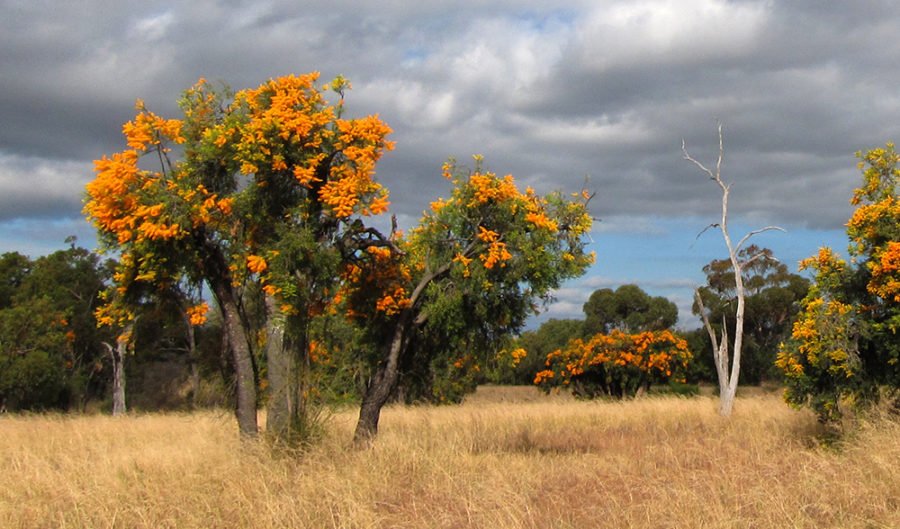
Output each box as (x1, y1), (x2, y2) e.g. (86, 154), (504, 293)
(2, 387), (898, 528)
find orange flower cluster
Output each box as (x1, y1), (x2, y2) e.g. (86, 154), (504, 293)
(334, 244), (412, 318)
(507, 347), (527, 367)
(122, 102), (184, 150)
(308, 340), (330, 365)
(227, 74), (394, 220)
(246, 254), (268, 275)
(452, 252), (473, 277)
(467, 172), (519, 207)
(845, 154), (899, 303)
(778, 297), (857, 380)
(535, 330), (692, 388)
(85, 102), (234, 246)
(422, 160), (593, 286)
(451, 354), (481, 373)
(869, 241), (900, 302)
(95, 301), (134, 329)
(186, 302), (209, 326)
(480, 240), (512, 269)
(322, 115), (394, 217)
(523, 187), (559, 232)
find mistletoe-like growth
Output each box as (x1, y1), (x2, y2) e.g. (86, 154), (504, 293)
(777, 144), (899, 423)
(85, 74), (394, 438)
(535, 330), (692, 398)
(343, 157), (595, 442)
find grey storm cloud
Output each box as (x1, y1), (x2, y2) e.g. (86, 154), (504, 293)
(1, 0), (899, 229)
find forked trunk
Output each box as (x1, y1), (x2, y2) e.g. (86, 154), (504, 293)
(353, 264), (447, 445)
(683, 125), (780, 418)
(354, 317), (410, 445)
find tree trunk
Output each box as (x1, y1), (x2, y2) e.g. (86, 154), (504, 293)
(210, 279), (258, 438)
(684, 124), (781, 417)
(183, 311), (201, 409)
(354, 316), (411, 445)
(109, 331), (128, 416)
(353, 264), (448, 445)
(264, 295), (307, 444)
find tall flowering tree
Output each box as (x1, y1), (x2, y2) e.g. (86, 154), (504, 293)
(85, 74), (394, 439)
(777, 144), (900, 423)
(339, 157), (595, 442)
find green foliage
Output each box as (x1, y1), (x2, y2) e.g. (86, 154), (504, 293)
(778, 144), (900, 422)
(693, 245), (809, 384)
(0, 246), (113, 411)
(0, 252), (30, 309)
(0, 298), (68, 410)
(337, 157), (595, 412)
(397, 161), (594, 402)
(583, 284), (677, 335)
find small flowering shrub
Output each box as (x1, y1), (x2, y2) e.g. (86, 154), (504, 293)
(535, 330), (692, 398)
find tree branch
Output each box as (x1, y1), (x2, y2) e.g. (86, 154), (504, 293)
(735, 226), (786, 253)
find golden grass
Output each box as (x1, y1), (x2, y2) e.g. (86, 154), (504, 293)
(2, 388), (898, 528)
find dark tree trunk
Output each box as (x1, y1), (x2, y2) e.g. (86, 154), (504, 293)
(354, 316), (411, 444)
(181, 309), (201, 409)
(198, 233), (259, 438)
(353, 264), (450, 445)
(210, 278), (258, 438)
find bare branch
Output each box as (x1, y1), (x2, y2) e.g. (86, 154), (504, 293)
(682, 139), (717, 180)
(735, 226), (786, 253)
(695, 289), (718, 354)
(741, 250), (778, 268)
(715, 121), (724, 180)
(694, 223), (720, 241)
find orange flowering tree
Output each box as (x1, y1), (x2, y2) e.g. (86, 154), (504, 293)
(85, 74), (394, 439)
(535, 330), (692, 398)
(777, 144), (899, 423)
(340, 157), (595, 442)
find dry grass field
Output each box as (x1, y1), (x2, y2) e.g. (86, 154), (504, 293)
(2, 387), (898, 528)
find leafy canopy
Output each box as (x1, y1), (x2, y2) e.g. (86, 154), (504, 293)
(777, 143), (900, 422)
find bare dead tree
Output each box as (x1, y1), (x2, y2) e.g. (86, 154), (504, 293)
(683, 123), (784, 416)
(103, 324), (132, 416)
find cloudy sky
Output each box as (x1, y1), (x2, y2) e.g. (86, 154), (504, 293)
(1, 0), (895, 328)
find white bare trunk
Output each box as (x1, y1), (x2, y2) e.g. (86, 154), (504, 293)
(105, 327), (130, 416)
(684, 123), (782, 417)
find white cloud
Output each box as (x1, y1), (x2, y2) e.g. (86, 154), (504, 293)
(576, 0), (769, 71)
(130, 11), (175, 41)
(0, 153), (91, 220)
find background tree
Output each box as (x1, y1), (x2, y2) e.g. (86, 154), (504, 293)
(0, 252), (30, 309)
(85, 73), (394, 440)
(693, 245), (809, 384)
(777, 143), (899, 423)
(0, 298), (69, 411)
(683, 124), (784, 416)
(583, 284), (677, 335)
(339, 157), (595, 442)
(0, 244), (113, 411)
